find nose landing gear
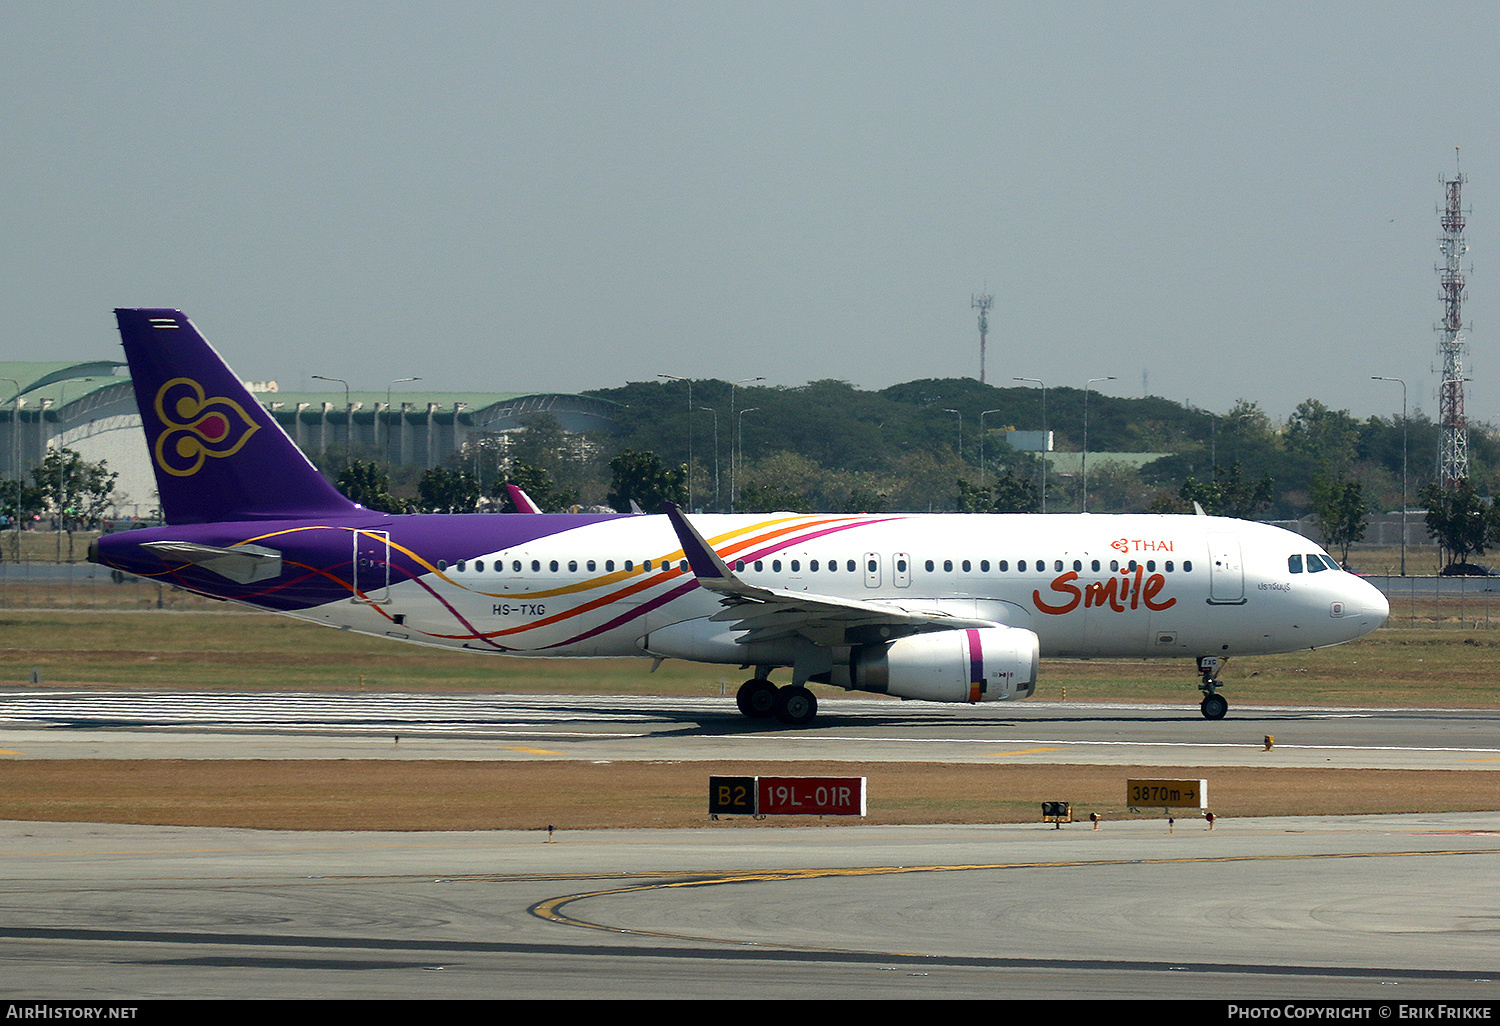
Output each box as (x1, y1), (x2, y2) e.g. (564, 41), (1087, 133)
(1197, 656), (1229, 720)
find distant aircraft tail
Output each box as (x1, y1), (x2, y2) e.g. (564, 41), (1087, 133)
(114, 309), (360, 524)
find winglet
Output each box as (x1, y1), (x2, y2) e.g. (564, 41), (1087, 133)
(506, 484), (543, 514)
(662, 502), (733, 582)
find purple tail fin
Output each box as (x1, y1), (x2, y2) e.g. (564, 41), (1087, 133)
(115, 309), (360, 524)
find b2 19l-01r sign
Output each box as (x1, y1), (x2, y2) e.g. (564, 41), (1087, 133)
(90, 309), (1389, 725)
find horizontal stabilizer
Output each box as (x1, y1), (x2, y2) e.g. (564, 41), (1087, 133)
(141, 541), (283, 584)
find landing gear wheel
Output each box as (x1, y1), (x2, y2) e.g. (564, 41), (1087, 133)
(772, 685), (818, 726)
(1200, 693), (1228, 720)
(736, 678), (778, 718)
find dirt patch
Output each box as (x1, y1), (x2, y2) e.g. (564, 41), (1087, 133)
(1, 760), (1494, 831)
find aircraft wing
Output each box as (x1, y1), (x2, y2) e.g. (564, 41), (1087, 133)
(663, 503), (998, 647)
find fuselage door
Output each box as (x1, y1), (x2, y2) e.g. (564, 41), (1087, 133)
(353, 529), (392, 604)
(893, 552), (911, 588)
(864, 552), (881, 588)
(1207, 532), (1245, 604)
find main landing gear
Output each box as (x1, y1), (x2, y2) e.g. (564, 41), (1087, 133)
(736, 676), (818, 726)
(1196, 656), (1228, 720)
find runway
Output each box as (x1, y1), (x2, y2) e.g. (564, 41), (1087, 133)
(1, 689), (1497, 769)
(0, 689), (1496, 1000)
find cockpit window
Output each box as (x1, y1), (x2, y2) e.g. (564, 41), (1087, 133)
(1288, 554), (1303, 574)
(1307, 553), (1331, 573)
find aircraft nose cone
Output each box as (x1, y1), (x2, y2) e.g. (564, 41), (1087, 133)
(1346, 576), (1389, 630)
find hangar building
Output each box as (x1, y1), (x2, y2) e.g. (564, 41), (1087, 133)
(0, 362), (619, 517)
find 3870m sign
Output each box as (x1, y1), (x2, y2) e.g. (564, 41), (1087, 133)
(1126, 778), (1208, 809)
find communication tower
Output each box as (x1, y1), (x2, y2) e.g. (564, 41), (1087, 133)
(972, 291), (993, 384)
(1437, 150), (1471, 488)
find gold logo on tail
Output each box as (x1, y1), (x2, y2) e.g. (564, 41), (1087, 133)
(152, 378), (260, 477)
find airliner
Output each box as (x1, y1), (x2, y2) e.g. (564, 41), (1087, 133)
(89, 309), (1389, 724)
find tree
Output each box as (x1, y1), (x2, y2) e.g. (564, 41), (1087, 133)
(956, 472), (1039, 514)
(416, 466), (481, 514)
(34, 449), (118, 528)
(1420, 478), (1496, 566)
(1178, 462), (1275, 519)
(607, 450), (687, 513)
(1310, 475), (1368, 564)
(736, 482), (808, 513)
(336, 460), (398, 512)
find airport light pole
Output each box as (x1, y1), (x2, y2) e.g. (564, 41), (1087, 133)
(978, 409), (1002, 486)
(385, 377), (420, 470)
(51, 378), (94, 561)
(1372, 375), (1408, 576)
(735, 408), (759, 513)
(728, 377), (763, 514)
(0, 378), (20, 490)
(695, 406), (719, 510)
(658, 374), (694, 510)
(312, 375), (351, 461)
(1014, 377), (1048, 513)
(1082, 376), (1116, 513)
(942, 409), (963, 463)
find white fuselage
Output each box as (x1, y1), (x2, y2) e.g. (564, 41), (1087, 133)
(292, 512), (1389, 669)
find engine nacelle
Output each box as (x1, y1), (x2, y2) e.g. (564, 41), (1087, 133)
(844, 626), (1039, 704)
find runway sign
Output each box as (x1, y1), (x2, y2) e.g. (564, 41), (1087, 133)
(709, 775), (867, 817)
(1126, 778), (1208, 809)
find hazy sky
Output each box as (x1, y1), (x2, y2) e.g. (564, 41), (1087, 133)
(4, 2), (1497, 423)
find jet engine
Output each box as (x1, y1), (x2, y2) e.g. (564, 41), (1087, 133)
(837, 626), (1039, 703)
